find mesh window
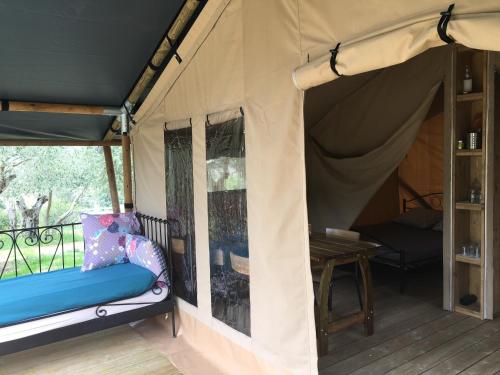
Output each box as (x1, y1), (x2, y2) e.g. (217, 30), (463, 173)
(206, 116), (250, 336)
(165, 126), (197, 306)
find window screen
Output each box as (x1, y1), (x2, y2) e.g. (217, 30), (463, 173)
(206, 116), (250, 335)
(165, 125), (197, 306)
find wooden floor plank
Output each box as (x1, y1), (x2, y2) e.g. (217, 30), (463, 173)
(346, 317), (485, 375)
(387, 318), (500, 375)
(315, 263), (500, 375)
(458, 348), (500, 375)
(327, 291), (441, 351)
(423, 332), (500, 375)
(325, 273), (442, 353)
(321, 313), (469, 375)
(0, 326), (182, 375)
(319, 301), (447, 370)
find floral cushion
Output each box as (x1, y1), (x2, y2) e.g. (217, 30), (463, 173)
(126, 234), (169, 287)
(80, 212), (141, 272)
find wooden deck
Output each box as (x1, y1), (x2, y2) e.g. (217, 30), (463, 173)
(0, 325), (182, 375)
(319, 263), (500, 375)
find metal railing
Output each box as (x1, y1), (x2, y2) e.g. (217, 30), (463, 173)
(0, 223), (84, 280)
(0, 214), (173, 282)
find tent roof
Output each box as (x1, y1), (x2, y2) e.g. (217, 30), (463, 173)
(0, 0), (185, 142)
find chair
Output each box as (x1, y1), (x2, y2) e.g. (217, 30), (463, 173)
(210, 246), (232, 317)
(326, 227), (360, 241)
(171, 236), (196, 301)
(312, 228), (363, 311)
(229, 251), (250, 329)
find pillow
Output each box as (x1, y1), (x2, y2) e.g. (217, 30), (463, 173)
(80, 212), (141, 272)
(126, 234), (169, 287)
(392, 208), (442, 230)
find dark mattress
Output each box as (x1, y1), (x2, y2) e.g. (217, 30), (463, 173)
(358, 222), (443, 264)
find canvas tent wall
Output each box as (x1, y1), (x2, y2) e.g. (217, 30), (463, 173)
(304, 47), (446, 231)
(131, 1), (500, 374)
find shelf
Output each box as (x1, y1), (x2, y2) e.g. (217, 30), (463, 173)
(456, 149), (482, 157)
(456, 92), (483, 102)
(456, 254), (481, 266)
(455, 305), (482, 318)
(455, 202), (483, 211)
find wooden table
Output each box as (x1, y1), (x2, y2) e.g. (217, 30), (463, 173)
(310, 232), (379, 355)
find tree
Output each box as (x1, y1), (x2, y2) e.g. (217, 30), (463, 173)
(17, 194), (48, 229)
(0, 146), (124, 229)
(0, 155), (26, 195)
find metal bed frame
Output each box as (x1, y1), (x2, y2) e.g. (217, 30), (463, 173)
(360, 193), (443, 294)
(0, 212), (175, 356)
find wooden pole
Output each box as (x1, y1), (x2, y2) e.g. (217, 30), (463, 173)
(103, 146), (120, 214)
(122, 133), (133, 212)
(0, 139), (121, 147)
(1, 100), (121, 116)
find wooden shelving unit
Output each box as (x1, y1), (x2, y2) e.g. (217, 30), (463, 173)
(456, 254), (481, 266)
(455, 202), (483, 211)
(448, 46), (500, 320)
(450, 46), (487, 319)
(456, 149), (482, 157)
(456, 92), (483, 103)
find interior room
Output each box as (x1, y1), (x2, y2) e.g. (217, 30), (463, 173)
(304, 44), (500, 370)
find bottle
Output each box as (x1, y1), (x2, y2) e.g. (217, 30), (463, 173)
(470, 178), (481, 204)
(463, 65), (472, 94)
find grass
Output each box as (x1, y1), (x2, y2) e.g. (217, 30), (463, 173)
(0, 226), (85, 280)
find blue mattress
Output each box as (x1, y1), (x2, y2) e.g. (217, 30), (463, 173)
(0, 263), (156, 327)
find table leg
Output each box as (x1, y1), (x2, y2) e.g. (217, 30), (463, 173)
(358, 254), (374, 336)
(317, 259), (335, 356)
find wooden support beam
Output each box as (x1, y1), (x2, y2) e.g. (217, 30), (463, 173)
(1, 100), (121, 116)
(104, 119), (122, 141)
(103, 146), (120, 214)
(0, 139), (121, 147)
(122, 133), (133, 212)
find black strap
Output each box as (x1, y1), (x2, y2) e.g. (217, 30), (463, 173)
(166, 36), (182, 63)
(437, 4), (455, 44)
(1, 99), (9, 111)
(124, 203), (134, 209)
(148, 61), (160, 71)
(330, 43), (342, 77)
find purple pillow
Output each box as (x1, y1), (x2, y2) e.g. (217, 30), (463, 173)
(80, 212), (141, 272)
(126, 234), (169, 287)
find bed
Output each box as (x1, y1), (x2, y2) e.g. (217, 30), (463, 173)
(0, 213), (175, 356)
(356, 194), (443, 293)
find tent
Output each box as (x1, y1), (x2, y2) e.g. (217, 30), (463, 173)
(131, 1), (500, 374)
(0, 0), (499, 374)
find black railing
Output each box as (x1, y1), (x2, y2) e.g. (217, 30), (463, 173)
(0, 223), (84, 280)
(0, 214), (174, 284)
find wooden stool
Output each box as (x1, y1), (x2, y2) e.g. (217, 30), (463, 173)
(309, 233), (376, 356)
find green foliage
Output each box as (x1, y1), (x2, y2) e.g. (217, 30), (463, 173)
(0, 146), (124, 229)
(0, 226), (85, 279)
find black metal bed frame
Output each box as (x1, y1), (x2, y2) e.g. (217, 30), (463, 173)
(0, 212), (175, 356)
(363, 193), (443, 294)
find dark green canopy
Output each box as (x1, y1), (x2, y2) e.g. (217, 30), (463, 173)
(0, 0), (185, 141)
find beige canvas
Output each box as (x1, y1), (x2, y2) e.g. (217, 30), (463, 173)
(131, 1), (500, 374)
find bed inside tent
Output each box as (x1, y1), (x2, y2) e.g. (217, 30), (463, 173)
(304, 43), (500, 361)
(304, 47), (447, 295)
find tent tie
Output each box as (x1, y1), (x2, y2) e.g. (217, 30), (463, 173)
(437, 4), (455, 44)
(167, 36), (183, 64)
(148, 61), (160, 71)
(329, 43), (343, 77)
